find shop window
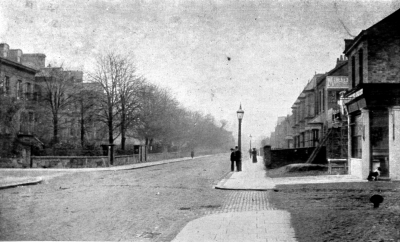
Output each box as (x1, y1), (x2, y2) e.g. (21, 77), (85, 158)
(351, 114), (363, 158)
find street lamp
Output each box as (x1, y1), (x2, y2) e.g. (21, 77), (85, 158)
(250, 135), (252, 151)
(237, 104), (244, 153)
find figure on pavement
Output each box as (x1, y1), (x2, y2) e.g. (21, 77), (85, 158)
(230, 148), (236, 171)
(235, 146), (242, 171)
(367, 167), (382, 181)
(252, 148), (257, 163)
(191, 150), (194, 159)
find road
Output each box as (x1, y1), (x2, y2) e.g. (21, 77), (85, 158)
(0, 154), (236, 241)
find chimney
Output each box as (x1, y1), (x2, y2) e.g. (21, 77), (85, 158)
(0, 43), (10, 58)
(21, 53), (46, 70)
(8, 49), (23, 63)
(344, 39), (354, 53)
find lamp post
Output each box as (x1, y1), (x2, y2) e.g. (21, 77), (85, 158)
(249, 134), (252, 158)
(237, 104), (244, 153)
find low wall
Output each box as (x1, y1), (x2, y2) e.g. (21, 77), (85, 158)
(1, 151), (215, 169)
(264, 147), (327, 169)
(31, 156), (109, 168)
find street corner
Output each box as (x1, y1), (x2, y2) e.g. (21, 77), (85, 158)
(0, 176), (43, 190)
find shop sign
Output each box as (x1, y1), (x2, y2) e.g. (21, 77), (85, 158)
(345, 89), (363, 103)
(327, 76), (349, 89)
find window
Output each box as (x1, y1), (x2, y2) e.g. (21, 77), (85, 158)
(28, 112), (34, 133)
(351, 56), (356, 87)
(26, 83), (32, 100)
(312, 129), (319, 147)
(34, 84), (41, 101)
(17, 80), (23, 99)
(358, 49), (363, 84)
(5, 76), (10, 94)
(351, 114), (363, 158)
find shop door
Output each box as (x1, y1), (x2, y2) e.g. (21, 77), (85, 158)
(370, 109), (389, 177)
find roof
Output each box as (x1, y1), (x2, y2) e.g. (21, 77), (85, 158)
(0, 57), (38, 74)
(317, 60), (348, 85)
(344, 7), (400, 54)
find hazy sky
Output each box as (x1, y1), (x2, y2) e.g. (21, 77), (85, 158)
(1, 0), (400, 147)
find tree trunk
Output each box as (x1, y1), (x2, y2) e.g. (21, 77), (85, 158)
(108, 106), (114, 165)
(53, 115), (59, 144)
(120, 105), (126, 150)
(80, 116), (85, 147)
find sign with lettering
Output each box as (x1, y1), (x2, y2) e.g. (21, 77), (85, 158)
(345, 89), (363, 104)
(327, 76), (349, 89)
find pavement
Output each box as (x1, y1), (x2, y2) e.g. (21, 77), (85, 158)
(173, 156), (366, 242)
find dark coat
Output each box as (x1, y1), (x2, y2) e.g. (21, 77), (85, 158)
(230, 151), (236, 162)
(234, 150), (242, 161)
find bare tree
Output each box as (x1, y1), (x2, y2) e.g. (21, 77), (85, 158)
(74, 82), (102, 147)
(89, 53), (141, 162)
(37, 67), (81, 145)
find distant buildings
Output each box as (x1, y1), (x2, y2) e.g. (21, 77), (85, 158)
(269, 7), (400, 180)
(271, 57), (348, 159)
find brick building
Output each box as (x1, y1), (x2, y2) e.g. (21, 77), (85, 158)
(343, 8), (400, 180)
(0, 43), (102, 159)
(0, 43), (44, 157)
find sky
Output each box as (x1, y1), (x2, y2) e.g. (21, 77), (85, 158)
(1, 0), (400, 148)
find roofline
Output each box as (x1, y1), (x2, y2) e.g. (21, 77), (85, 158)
(343, 31), (366, 55)
(344, 8), (400, 55)
(0, 57), (38, 74)
(317, 60), (348, 85)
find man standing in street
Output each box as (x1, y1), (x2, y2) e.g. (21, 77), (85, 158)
(230, 148), (236, 171)
(234, 146), (242, 172)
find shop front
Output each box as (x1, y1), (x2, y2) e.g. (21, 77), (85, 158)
(345, 84), (400, 180)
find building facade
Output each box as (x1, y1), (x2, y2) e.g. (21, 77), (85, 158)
(270, 57), (349, 164)
(343, 8), (400, 180)
(0, 43), (44, 157)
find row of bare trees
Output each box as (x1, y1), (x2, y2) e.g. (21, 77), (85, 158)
(86, 53), (235, 154)
(0, 53), (235, 157)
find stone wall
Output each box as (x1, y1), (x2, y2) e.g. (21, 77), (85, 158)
(32, 156), (109, 168)
(265, 147), (327, 169)
(0, 151), (208, 169)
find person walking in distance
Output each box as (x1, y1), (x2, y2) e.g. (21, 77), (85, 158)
(235, 146), (242, 171)
(230, 148), (236, 171)
(252, 148), (258, 163)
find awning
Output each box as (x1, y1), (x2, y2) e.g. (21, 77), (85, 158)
(345, 84), (400, 113)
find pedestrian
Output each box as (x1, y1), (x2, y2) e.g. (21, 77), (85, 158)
(252, 148), (257, 163)
(191, 150), (194, 159)
(230, 148), (236, 171)
(234, 146), (242, 171)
